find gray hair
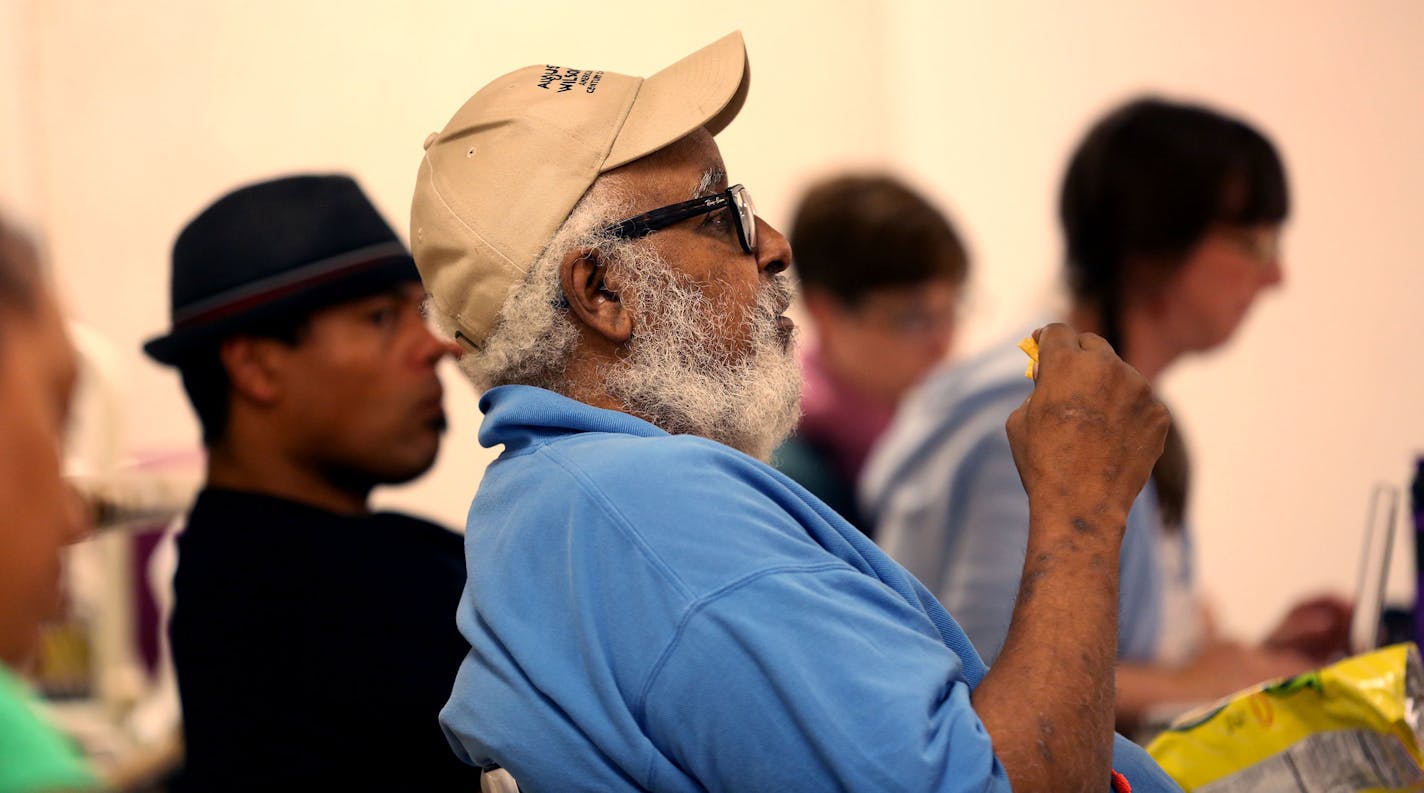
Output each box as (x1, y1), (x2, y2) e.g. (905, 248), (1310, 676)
(437, 176), (632, 393)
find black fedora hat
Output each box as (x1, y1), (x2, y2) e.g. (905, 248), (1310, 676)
(144, 174), (421, 366)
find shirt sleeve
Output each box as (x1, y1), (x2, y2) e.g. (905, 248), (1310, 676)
(1113, 733), (1185, 793)
(639, 564), (1011, 793)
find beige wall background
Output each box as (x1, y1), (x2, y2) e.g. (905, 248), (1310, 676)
(3, 0), (1420, 640)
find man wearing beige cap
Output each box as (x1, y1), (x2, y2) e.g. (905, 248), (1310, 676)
(414, 33), (1181, 793)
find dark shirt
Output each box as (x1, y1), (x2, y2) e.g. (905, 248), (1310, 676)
(170, 488), (479, 792)
(771, 436), (868, 534)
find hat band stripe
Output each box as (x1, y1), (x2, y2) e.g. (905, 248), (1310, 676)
(172, 241), (410, 330)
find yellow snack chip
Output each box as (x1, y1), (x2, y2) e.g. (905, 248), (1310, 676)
(1017, 336), (1039, 379)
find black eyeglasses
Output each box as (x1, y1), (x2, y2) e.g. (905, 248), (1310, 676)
(602, 184), (757, 256)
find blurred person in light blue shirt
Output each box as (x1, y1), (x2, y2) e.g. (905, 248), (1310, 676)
(865, 96), (1351, 731)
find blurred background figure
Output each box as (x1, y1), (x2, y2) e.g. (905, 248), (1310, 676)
(773, 174), (969, 533)
(864, 96), (1351, 730)
(143, 175), (478, 791)
(0, 215), (98, 791)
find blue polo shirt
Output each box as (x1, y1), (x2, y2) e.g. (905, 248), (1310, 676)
(442, 385), (1180, 792)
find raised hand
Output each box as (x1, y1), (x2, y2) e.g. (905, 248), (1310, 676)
(1007, 323), (1171, 534)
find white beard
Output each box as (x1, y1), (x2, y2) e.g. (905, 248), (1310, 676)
(602, 251), (802, 461)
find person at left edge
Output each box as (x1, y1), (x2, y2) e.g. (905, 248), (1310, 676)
(0, 215), (99, 793)
(142, 174), (478, 791)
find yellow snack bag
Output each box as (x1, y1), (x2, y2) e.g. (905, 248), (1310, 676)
(1147, 643), (1424, 792)
(1017, 336), (1039, 379)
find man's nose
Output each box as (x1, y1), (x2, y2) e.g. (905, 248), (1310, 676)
(415, 316), (463, 365)
(755, 217), (791, 277)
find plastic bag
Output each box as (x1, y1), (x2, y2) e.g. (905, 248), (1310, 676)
(1146, 643), (1424, 792)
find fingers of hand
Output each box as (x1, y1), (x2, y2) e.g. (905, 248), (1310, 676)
(1032, 325), (1121, 383)
(1032, 323), (1075, 356)
(1075, 331), (1114, 354)
(1019, 349), (1168, 501)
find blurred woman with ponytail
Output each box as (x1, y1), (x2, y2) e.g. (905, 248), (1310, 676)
(863, 97), (1350, 730)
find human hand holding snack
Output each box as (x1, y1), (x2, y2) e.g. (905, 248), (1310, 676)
(978, 325), (1172, 791)
(1006, 324), (1171, 530)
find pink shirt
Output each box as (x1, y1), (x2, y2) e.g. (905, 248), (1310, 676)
(796, 344), (896, 486)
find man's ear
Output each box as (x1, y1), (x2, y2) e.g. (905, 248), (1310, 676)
(560, 247), (633, 345)
(218, 336), (285, 406)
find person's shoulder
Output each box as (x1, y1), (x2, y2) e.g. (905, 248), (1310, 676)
(184, 488), (351, 536)
(540, 431), (796, 528)
(370, 511), (466, 559)
(483, 428), (776, 527)
(547, 429), (755, 489)
(374, 510), (460, 537)
(537, 434), (839, 593)
(0, 668), (98, 791)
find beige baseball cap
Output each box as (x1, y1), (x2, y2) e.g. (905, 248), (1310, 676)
(411, 31), (750, 350)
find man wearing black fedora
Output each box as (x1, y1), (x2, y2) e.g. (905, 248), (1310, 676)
(145, 174), (479, 790)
